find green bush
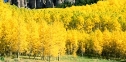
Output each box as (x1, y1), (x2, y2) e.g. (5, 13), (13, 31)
(0, 56), (4, 61)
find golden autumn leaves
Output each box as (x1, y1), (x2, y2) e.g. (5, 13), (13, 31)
(1, 0), (126, 59)
(0, 19), (67, 57)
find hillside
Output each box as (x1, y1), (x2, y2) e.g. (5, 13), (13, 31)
(0, 0), (126, 61)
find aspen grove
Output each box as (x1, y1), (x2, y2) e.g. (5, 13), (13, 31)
(0, 0), (126, 59)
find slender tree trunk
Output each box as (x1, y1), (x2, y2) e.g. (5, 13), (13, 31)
(29, 53), (31, 59)
(24, 0), (27, 8)
(34, 54), (36, 59)
(41, 55), (45, 60)
(29, 55), (30, 59)
(48, 55), (50, 62)
(58, 53), (60, 61)
(22, 0), (24, 7)
(18, 0), (20, 8)
(8, 0), (11, 2)
(9, 51), (12, 57)
(41, 52), (45, 60)
(17, 51), (20, 58)
(8, 0), (11, 4)
(81, 52), (83, 57)
(35, 0), (36, 8)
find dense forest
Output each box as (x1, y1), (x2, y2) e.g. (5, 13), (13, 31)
(4, 0), (99, 8)
(56, 0), (99, 7)
(0, 0), (126, 61)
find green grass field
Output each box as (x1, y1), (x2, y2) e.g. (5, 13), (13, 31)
(0, 55), (122, 62)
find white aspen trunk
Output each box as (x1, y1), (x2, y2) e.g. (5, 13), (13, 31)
(9, 0), (12, 4)
(25, 0), (27, 7)
(22, 0), (24, 7)
(18, 0), (20, 8)
(8, 0), (11, 2)
(35, 0), (36, 8)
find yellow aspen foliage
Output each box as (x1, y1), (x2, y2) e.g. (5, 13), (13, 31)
(103, 28), (111, 50)
(26, 20), (40, 55)
(109, 31), (124, 57)
(0, 21), (2, 40)
(2, 19), (19, 53)
(66, 30), (79, 55)
(38, 20), (49, 57)
(18, 20), (28, 53)
(1, 0), (126, 59)
(84, 19), (94, 33)
(77, 31), (89, 56)
(121, 32), (126, 57)
(76, 16), (84, 30)
(0, 21), (3, 53)
(89, 29), (103, 55)
(43, 21), (66, 57)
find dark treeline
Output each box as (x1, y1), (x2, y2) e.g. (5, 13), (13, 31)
(56, 0), (99, 8)
(4, 0), (99, 8)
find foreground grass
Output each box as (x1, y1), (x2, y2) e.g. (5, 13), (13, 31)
(0, 55), (121, 62)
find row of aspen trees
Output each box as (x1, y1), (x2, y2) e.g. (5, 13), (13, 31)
(1, 0), (126, 59)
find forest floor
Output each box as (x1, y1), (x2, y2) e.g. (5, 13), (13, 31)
(0, 55), (124, 62)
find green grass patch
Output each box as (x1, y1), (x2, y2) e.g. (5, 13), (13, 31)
(1, 55), (121, 62)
